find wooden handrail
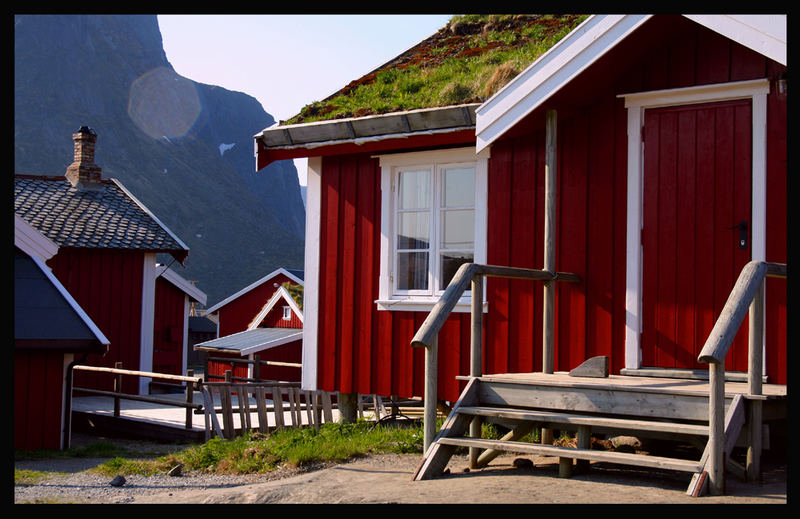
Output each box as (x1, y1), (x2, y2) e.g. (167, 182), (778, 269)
(411, 263), (580, 349)
(410, 262), (580, 452)
(696, 260), (786, 495)
(697, 261), (786, 364)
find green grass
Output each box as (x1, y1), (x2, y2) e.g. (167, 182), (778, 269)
(16, 419), (544, 479)
(287, 15), (588, 124)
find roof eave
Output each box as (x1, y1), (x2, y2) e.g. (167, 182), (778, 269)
(255, 104), (480, 169)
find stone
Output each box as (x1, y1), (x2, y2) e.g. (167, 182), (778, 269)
(569, 356), (609, 378)
(168, 464), (183, 477)
(109, 475), (126, 487)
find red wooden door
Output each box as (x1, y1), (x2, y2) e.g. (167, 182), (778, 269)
(641, 99), (752, 372)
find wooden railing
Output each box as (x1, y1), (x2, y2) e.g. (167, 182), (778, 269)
(410, 262), (580, 452)
(696, 260), (786, 495)
(204, 353), (302, 383)
(72, 363), (203, 430)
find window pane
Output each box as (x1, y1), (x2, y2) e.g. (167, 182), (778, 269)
(397, 211), (429, 249)
(399, 169), (430, 209)
(440, 251), (473, 290)
(442, 167), (474, 207)
(397, 252), (429, 290)
(441, 209), (474, 249)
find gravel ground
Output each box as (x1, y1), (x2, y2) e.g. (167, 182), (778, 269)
(14, 434), (788, 505)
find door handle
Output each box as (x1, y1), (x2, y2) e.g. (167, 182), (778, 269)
(729, 220), (747, 249)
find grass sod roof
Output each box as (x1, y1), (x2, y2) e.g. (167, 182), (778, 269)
(284, 14), (588, 126)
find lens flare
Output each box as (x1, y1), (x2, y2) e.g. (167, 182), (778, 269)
(128, 66), (202, 139)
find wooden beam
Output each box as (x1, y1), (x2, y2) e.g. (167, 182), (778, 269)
(543, 109), (557, 375)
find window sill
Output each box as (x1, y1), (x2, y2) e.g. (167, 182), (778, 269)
(375, 298), (488, 313)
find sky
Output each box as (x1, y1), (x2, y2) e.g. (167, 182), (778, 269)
(157, 14), (453, 185)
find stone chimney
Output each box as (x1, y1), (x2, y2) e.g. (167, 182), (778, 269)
(65, 126), (102, 190)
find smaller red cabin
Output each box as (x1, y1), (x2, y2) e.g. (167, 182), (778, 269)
(198, 268), (304, 383)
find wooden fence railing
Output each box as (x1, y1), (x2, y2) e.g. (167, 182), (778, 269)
(697, 260), (787, 495)
(204, 353), (302, 383)
(72, 362), (203, 430)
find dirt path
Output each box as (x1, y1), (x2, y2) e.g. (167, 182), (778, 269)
(128, 452), (786, 504)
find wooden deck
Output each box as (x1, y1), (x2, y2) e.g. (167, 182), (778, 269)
(465, 371), (787, 399)
(70, 392), (345, 443)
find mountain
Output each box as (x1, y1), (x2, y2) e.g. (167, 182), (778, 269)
(14, 14), (306, 306)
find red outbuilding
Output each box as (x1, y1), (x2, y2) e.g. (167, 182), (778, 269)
(15, 127), (197, 397)
(253, 14), (787, 405)
(200, 268), (304, 383)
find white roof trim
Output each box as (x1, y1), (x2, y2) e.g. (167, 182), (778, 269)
(194, 327), (303, 356)
(156, 264), (207, 305)
(29, 253), (110, 345)
(683, 14), (786, 66)
(476, 14), (786, 151)
(247, 285), (304, 330)
(205, 267), (304, 314)
(15, 214), (58, 261)
(475, 15), (651, 152)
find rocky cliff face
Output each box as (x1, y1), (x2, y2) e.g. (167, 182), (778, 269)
(14, 14), (305, 306)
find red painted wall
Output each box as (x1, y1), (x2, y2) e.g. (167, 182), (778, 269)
(312, 16), (787, 398)
(216, 273), (297, 336)
(258, 303), (303, 328)
(153, 276), (185, 376)
(15, 350), (65, 450)
(206, 341), (302, 383)
(47, 248), (144, 394)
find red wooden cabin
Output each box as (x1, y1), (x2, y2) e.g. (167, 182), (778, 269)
(254, 15), (786, 404)
(15, 127), (194, 396)
(15, 215), (109, 450)
(200, 268), (304, 383)
(152, 264), (207, 382)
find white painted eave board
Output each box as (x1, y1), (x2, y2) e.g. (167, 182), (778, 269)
(205, 267), (304, 314)
(475, 14), (787, 151)
(475, 15), (651, 152)
(684, 14), (786, 66)
(157, 264), (207, 305)
(15, 214), (59, 261)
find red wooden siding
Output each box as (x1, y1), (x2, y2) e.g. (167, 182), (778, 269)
(153, 276), (185, 376)
(485, 94), (629, 378)
(206, 341), (302, 383)
(14, 350), (65, 450)
(258, 303), (303, 328)
(312, 16), (787, 397)
(217, 273), (296, 336)
(47, 248), (144, 394)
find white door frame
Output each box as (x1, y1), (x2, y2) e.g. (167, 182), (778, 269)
(620, 78), (770, 369)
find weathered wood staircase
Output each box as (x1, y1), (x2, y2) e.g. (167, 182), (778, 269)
(413, 372), (750, 496)
(409, 261), (786, 497)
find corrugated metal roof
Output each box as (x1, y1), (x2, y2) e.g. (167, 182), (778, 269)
(194, 327), (302, 356)
(14, 174), (189, 263)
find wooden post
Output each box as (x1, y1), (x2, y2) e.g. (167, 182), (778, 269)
(185, 369), (194, 430)
(253, 353), (261, 381)
(469, 275), (483, 469)
(113, 361), (123, 417)
(338, 392), (358, 423)
(747, 281), (765, 482)
(423, 337), (438, 454)
(541, 109), (557, 447)
(708, 361), (726, 495)
(576, 425), (591, 472)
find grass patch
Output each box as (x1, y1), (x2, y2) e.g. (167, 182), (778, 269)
(287, 14), (588, 124)
(87, 420), (426, 477)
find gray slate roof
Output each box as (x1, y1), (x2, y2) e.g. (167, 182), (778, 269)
(14, 175), (188, 262)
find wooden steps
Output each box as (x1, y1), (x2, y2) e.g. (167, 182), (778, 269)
(436, 436), (703, 473)
(457, 406), (711, 437)
(413, 375), (752, 496)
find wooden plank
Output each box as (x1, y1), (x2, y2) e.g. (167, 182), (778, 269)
(322, 391), (333, 423)
(457, 406), (709, 436)
(255, 387), (268, 433)
(272, 387), (284, 429)
(477, 380), (713, 421)
(439, 437), (702, 473)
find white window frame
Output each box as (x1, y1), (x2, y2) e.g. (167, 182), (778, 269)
(376, 147), (489, 312)
(282, 305), (292, 321)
